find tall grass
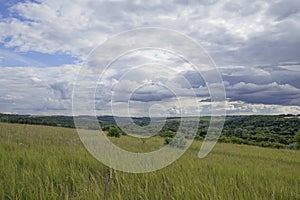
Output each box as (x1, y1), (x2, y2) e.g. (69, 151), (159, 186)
(0, 123), (299, 199)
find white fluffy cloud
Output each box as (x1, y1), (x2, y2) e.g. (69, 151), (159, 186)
(0, 0), (297, 62)
(0, 65), (79, 115)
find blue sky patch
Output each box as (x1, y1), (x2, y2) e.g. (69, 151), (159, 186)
(0, 45), (78, 67)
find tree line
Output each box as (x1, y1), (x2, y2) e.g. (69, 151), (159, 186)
(1, 113), (299, 149)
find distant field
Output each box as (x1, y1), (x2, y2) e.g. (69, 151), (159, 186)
(0, 123), (299, 199)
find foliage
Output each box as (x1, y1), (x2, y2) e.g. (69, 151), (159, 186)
(164, 137), (172, 145)
(214, 115), (300, 149)
(1, 113), (300, 149)
(159, 130), (176, 137)
(0, 113), (75, 128)
(107, 126), (121, 137)
(164, 135), (187, 149)
(287, 143), (298, 150)
(169, 135), (187, 149)
(295, 130), (300, 149)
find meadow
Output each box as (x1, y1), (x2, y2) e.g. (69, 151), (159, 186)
(0, 122), (299, 199)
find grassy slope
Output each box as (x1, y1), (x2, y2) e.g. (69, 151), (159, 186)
(0, 123), (299, 199)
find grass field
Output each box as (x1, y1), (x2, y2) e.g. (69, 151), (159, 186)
(0, 122), (299, 199)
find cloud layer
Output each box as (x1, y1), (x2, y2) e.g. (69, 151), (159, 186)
(0, 0), (300, 115)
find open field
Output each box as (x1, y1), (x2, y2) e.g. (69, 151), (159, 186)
(0, 122), (299, 199)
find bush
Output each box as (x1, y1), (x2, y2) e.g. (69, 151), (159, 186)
(258, 141), (272, 148)
(230, 136), (245, 144)
(164, 136), (187, 149)
(270, 142), (286, 149)
(295, 130), (300, 149)
(195, 135), (204, 141)
(107, 126), (121, 137)
(218, 136), (231, 143)
(160, 130), (176, 138)
(164, 137), (172, 145)
(234, 128), (243, 137)
(287, 143), (298, 150)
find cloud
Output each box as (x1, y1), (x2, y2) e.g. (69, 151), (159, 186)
(0, 0), (298, 70)
(0, 0), (299, 115)
(267, 0), (300, 21)
(0, 65), (79, 115)
(227, 82), (300, 106)
(1, 64), (300, 116)
(226, 100), (300, 115)
(220, 64), (300, 88)
(130, 84), (176, 102)
(49, 82), (73, 100)
(0, 49), (45, 67)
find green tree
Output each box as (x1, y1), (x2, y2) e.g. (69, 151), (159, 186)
(295, 130), (300, 149)
(107, 126), (121, 137)
(234, 128), (243, 137)
(164, 135), (187, 149)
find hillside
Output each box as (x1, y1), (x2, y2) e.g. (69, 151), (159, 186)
(0, 123), (299, 199)
(1, 114), (300, 149)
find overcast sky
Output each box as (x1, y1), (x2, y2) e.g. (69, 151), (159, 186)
(0, 0), (300, 116)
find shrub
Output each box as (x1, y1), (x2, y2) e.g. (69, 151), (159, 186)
(295, 130), (300, 149)
(164, 135), (187, 149)
(218, 136), (231, 143)
(287, 143), (297, 150)
(164, 137), (172, 145)
(107, 126), (121, 137)
(258, 142), (271, 148)
(160, 130), (176, 138)
(230, 136), (244, 144)
(270, 142), (286, 149)
(195, 135), (204, 141)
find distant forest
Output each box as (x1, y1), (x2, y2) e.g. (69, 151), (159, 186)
(1, 113), (300, 149)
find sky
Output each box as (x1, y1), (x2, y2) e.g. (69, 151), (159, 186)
(0, 0), (300, 116)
